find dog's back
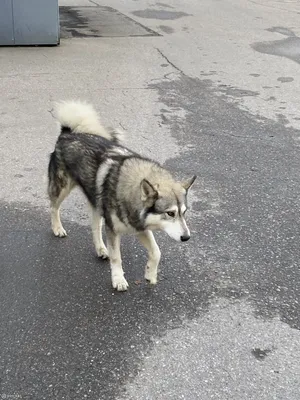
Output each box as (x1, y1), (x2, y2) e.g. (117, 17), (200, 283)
(48, 101), (124, 207)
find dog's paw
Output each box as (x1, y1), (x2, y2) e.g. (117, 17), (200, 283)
(96, 246), (109, 260)
(145, 270), (158, 285)
(112, 275), (129, 291)
(52, 225), (67, 237)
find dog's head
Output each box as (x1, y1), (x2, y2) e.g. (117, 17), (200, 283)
(141, 175), (196, 242)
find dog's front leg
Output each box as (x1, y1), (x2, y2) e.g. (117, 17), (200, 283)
(91, 208), (109, 259)
(138, 231), (161, 285)
(106, 228), (129, 291)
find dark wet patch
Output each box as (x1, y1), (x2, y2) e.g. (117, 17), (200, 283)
(161, 63), (169, 67)
(251, 348), (272, 361)
(266, 96), (276, 101)
(148, 75), (300, 330)
(250, 73), (260, 77)
(158, 25), (174, 34)
(277, 77), (294, 83)
(160, 108), (171, 113)
(218, 85), (259, 97)
(201, 71), (217, 76)
(266, 27), (296, 37)
(252, 34), (300, 64)
(0, 201), (216, 399)
(276, 113), (290, 125)
(60, 6), (159, 38)
(132, 9), (191, 20)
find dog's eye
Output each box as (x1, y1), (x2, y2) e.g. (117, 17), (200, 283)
(166, 211), (175, 218)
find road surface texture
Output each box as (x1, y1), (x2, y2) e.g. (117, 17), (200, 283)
(1, 0), (300, 399)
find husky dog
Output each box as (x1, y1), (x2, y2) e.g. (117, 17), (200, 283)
(48, 101), (196, 291)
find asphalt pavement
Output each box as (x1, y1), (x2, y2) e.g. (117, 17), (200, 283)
(1, 0), (300, 399)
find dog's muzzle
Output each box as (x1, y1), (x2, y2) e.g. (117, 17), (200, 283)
(180, 235), (190, 242)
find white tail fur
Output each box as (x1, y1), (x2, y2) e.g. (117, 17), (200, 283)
(54, 100), (119, 140)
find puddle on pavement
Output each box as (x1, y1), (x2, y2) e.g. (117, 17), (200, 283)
(132, 9), (191, 20)
(252, 27), (300, 64)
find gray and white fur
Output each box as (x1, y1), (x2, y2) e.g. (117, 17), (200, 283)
(48, 101), (196, 291)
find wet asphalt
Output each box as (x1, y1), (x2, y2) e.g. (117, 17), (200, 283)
(1, 74), (300, 399)
(1, 1), (300, 399)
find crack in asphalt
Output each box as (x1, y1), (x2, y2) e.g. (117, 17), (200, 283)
(155, 47), (186, 75)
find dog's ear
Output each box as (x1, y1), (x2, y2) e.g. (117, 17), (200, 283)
(181, 175), (197, 191)
(141, 179), (158, 202)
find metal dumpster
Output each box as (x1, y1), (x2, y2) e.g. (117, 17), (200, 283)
(0, 0), (59, 45)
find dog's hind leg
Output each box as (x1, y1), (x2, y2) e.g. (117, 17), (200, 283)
(49, 180), (73, 237)
(106, 227), (128, 291)
(91, 208), (109, 259)
(137, 231), (161, 285)
(48, 153), (75, 237)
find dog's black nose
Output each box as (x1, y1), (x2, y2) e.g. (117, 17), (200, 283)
(181, 235), (190, 242)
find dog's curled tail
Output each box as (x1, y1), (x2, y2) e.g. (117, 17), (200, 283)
(54, 100), (123, 143)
